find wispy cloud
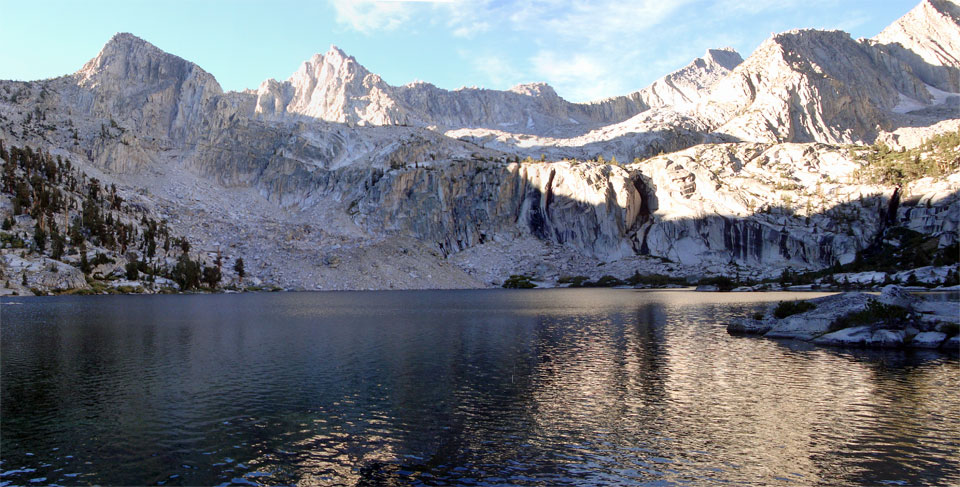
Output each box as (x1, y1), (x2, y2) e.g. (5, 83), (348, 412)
(530, 50), (623, 101)
(467, 52), (522, 87)
(329, 0), (456, 33)
(327, 0), (898, 101)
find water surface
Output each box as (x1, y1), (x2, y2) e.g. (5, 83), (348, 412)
(2, 290), (958, 486)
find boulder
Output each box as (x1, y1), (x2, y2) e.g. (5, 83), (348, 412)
(764, 292), (873, 340)
(944, 335), (960, 353)
(814, 326), (906, 348)
(877, 284), (920, 308)
(727, 318), (773, 335)
(910, 331), (948, 349)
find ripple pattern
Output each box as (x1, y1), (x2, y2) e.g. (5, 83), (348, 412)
(1, 290), (958, 486)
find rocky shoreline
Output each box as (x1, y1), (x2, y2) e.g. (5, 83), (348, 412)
(728, 285), (959, 352)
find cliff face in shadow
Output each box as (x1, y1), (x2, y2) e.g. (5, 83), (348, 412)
(222, 140), (956, 274)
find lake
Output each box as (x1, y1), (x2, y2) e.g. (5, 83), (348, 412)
(1, 289), (958, 486)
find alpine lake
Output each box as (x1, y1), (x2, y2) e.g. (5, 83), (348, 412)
(2, 289), (958, 486)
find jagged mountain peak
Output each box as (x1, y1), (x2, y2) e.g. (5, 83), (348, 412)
(103, 32), (152, 51)
(508, 82), (559, 98)
(325, 44), (353, 62)
(703, 47), (743, 70)
(288, 45), (372, 85)
(874, 0), (960, 70)
(76, 32), (221, 92)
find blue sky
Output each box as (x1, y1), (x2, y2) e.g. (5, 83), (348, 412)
(0, 0), (920, 102)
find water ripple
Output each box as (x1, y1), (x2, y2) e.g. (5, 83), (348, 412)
(1, 290), (958, 486)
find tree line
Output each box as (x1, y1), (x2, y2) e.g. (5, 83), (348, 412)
(1, 141), (246, 291)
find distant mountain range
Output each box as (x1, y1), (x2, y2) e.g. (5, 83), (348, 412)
(0, 0), (958, 293)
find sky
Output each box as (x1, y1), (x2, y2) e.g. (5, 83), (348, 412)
(0, 0), (921, 102)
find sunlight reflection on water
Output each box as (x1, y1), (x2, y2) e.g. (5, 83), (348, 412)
(1, 289), (958, 486)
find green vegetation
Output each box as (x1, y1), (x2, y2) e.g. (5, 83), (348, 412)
(590, 275), (625, 287)
(502, 274), (536, 288)
(558, 275), (589, 287)
(769, 225), (959, 289)
(851, 130), (960, 186)
(626, 272), (687, 287)
(234, 257), (245, 284)
(560, 272), (696, 289)
(559, 274), (625, 288)
(829, 299), (910, 332)
(0, 231), (26, 248)
(773, 300), (817, 319)
(697, 275), (736, 291)
(0, 142), (246, 293)
(939, 322), (959, 337)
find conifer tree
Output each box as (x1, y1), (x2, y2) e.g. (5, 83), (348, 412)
(33, 223), (46, 252)
(234, 258), (245, 284)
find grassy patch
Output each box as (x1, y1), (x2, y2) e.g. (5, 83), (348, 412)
(114, 285), (145, 294)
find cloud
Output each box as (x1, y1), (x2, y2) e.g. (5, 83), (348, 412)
(468, 53), (522, 87)
(530, 50), (624, 101)
(327, 0), (893, 102)
(512, 0), (694, 47)
(329, 0), (456, 33)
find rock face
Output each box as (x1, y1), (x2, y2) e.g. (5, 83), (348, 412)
(353, 161), (644, 260)
(1, 253), (88, 293)
(814, 326), (907, 348)
(0, 2), (958, 289)
(630, 48), (744, 110)
(873, 0), (960, 92)
(729, 285), (959, 350)
(701, 28), (951, 144)
(72, 33), (223, 140)
(251, 45), (743, 135)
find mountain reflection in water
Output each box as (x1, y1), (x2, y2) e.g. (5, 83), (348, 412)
(2, 290), (958, 486)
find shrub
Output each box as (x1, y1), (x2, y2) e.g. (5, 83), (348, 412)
(698, 275), (735, 291)
(938, 322), (959, 337)
(0, 232), (26, 248)
(626, 272), (687, 287)
(558, 275), (589, 287)
(125, 261), (139, 281)
(591, 275), (625, 287)
(773, 300), (817, 319)
(829, 299), (910, 331)
(503, 274), (536, 289)
(852, 130), (960, 186)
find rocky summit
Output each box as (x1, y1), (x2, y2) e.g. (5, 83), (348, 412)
(1, 0), (959, 294)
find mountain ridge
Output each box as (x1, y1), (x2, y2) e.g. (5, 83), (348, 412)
(0, 0), (958, 293)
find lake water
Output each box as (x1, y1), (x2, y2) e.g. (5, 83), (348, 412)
(1, 289), (958, 486)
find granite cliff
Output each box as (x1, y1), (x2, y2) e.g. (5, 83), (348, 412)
(0, 0), (958, 292)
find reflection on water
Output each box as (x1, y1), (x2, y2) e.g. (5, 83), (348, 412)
(1, 290), (958, 486)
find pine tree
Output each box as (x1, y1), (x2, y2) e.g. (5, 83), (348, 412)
(202, 265), (221, 289)
(79, 245), (91, 274)
(234, 257), (245, 284)
(33, 223), (46, 252)
(51, 230), (65, 260)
